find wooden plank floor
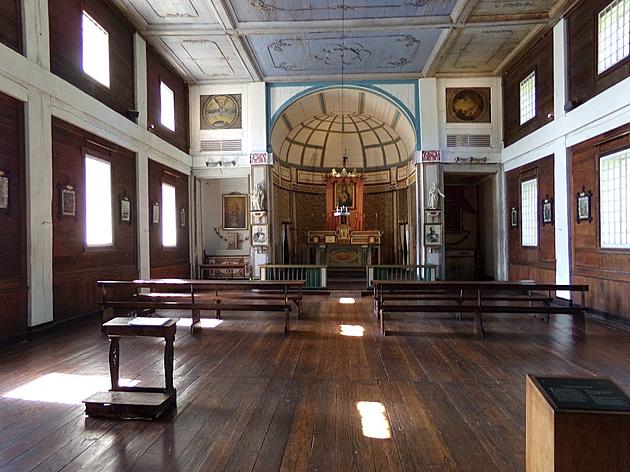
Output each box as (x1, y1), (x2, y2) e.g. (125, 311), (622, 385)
(1, 294), (630, 471)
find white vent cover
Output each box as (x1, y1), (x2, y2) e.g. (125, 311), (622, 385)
(200, 139), (242, 152)
(446, 134), (491, 148)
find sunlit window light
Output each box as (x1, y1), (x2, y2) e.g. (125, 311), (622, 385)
(339, 297), (355, 304)
(356, 401), (392, 439)
(162, 183), (177, 247)
(339, 324), (364, 337)
(3, 373), (139, 405)
(160, 81), (175, 131)
(82, 11), (110, 87)
(85, 155), (113, 247)
(176, 318), (223, 328)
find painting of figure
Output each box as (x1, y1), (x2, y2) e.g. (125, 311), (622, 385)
(334, 182), (355, 208)
(223, 194), (248, 230)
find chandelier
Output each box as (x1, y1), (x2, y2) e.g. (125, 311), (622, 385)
(329, 150), (358, 178)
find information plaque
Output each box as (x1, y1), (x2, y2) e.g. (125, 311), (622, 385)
(535, 376), (630, 412)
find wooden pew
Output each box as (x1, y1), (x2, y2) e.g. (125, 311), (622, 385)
(97, 279), (305, 335)
(372, 280), (588, 338)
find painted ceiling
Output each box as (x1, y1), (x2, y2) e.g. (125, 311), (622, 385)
(111, 0), (572, 83)
(270, 88), (416, 170)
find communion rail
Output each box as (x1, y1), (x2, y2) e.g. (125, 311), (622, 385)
(366, 264), (438, 289)
(260, 265), (327, 289)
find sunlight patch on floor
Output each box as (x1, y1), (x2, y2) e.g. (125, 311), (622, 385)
(339, 297), (356, 304)
(3, 373), (139, 405)
(356, 401), (392, 439)
(176, 318), (223, 328)
(339, 324), (365, 337)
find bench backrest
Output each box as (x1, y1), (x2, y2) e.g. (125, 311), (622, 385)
(371, 280), (588, 293)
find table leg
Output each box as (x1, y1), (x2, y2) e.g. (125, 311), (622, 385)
(164, 335), (175, 393)
(109, 336), (120, 391)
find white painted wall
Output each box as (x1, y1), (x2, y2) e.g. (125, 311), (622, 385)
(200, 177), (250, 256)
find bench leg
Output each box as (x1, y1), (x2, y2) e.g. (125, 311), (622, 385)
(574, 310), (586, 339)
(191, 309), (201, 334)
(380, 309), (385, 336)
(293, 299), (303, 319)
(109, 336), (120, 391)
(284, 308), (290, 335)
(543, 301), (551, 323)
(164, 335), (175, 393)
(474, 310), (486, 339)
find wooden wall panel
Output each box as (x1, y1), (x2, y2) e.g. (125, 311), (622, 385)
(570, 123), (630, 319)
(48, 0), (135, 118)
(502, 32), (554, 146)
(0, 0), (22, 53)
(567, 0), (630, 110)
(146, 47), (190, 153)
(506, 155), (556, 283)
(52, 118), (137, 321)
(148, 160), (190, 278)
(0, 92), (26, 338)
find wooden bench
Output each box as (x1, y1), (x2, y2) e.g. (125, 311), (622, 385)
(97, 279), (305, 335)
(372, 280), (589, 338)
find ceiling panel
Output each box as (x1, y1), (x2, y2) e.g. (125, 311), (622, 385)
(247, 29), (442, 78)
(470, 0), (558, 18)
(113, 0), (219, 27)
(437, 25), (533, 75)
(158, 35), (251, 82)
(226, 0), (458, 23)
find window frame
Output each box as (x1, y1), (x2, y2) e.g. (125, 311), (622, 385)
(81, 10), (111, 89)
(84, 153), (114, 250)
(161, 181), (177, 248)
(519, 70), (537, 126)
(520, 177), (539, 248)
(598, 147), (630, 250)
(596, 0), (630, 76)
(159, 80), (176, 132)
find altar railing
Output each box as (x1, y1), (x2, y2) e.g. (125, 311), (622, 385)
(260, 265), (327, 289)
(366, 264), (438, 289)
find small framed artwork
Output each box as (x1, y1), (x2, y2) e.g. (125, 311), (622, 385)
(180, 208), (186, 227)
(251, 224), (268, 246)
(576, 187), (593, 223)
(424, 209), (442, 225)
(424, 224), (442, 247)
(152, 202), (160, 224)
(510, 207), (518, 228)
(542, 195), (553, 226)
(0, 171), (8, 211)
(120, 196), (131, 222)
(252, 211), (268, 225)
(223, 193), (248, 230)
(61, 185), (76, 217)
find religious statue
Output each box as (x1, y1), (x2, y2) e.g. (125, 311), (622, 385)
(427, 182), (445, 210)
(251, 184), (265, 211)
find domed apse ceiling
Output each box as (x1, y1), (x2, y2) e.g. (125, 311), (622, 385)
(271, 88), (416, 170)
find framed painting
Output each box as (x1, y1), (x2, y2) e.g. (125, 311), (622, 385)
(446, 87), (491, 123)
(223, 194), (248, 230)
(61, 186), (76, 217)
(510, 207), (518, 228)
(542, 196), (553, 226)
(120, 197), (131, 222)
(251, 224), (268, 246)
(576, 187), (592, 223)
(424, 224), (442, 247)
(334, 181), (355, 208)
(200, 94), (242, 130)
(0, 171), (8, 211)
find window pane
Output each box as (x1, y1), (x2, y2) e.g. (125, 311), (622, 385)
(82, 11), (110, 88)
(160, 82), (175, 131)
(598, 0), (630, 74)
(521, 178), (538, 247)
(519, 71), (536, 125)
(85, 156), (113, 246)
(600, 150), (630, 248)
(162, 183), (177, 247)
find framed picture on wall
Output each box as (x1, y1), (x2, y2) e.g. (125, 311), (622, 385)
(180, 208), (186, 227)
(576, 187), (593, 223)
(542, 196), (553, 226)
(510, 207), (518, 227)
(334, 181), (355, 208)
(0, 171), (8, 211)
(223, 193), (248, 230)
(424, 224), (442, 247)
(61, 185), (76, 217)
(152, 202), (160, 224)
(120, 196), (131, 222)
(251, 224), (268, 246)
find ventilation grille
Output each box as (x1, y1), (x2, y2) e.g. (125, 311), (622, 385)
(446, 134), (491, 148)
(200, 139), (242, 152)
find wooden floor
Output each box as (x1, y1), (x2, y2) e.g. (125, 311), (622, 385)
(1, 294), (630, 471)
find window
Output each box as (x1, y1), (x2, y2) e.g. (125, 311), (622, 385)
(598, 0), (630, 74)
(82, 11), (110, 88)
(519, 71), (536, 125)
(160, 82), (175, 131)
(600, 150), (630, 248)
(521, 178), (538, 247)
(161, 183), (177, 247)
(85, 156), (113, 246)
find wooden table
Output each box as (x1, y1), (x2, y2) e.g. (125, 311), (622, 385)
(83, 317), (178, 420)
